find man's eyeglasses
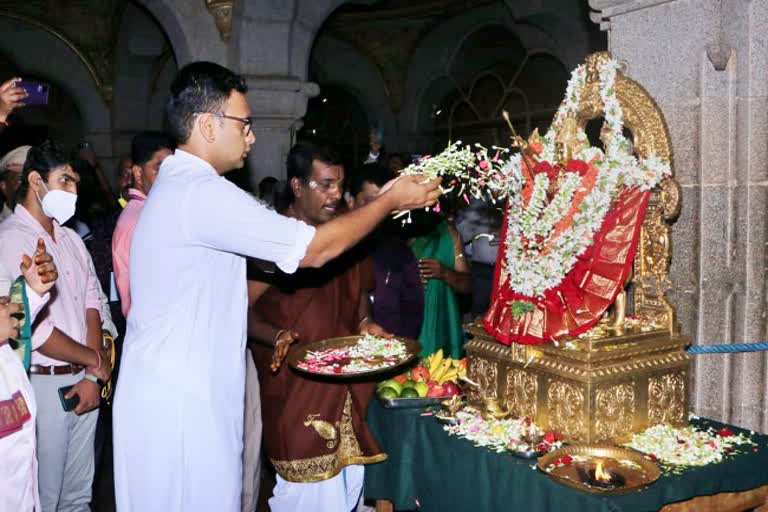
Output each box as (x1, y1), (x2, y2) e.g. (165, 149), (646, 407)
(197, 112), (253, 136)
(308, 179), (343, 194)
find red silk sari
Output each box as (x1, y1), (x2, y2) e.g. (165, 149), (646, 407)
(483, 186), (650, 345)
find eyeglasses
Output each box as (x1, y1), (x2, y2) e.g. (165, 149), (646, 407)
(196, 112), (253, 136)
(308, 179), (343, 194)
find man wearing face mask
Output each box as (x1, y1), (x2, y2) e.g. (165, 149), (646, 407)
(0, 141), (112, 512)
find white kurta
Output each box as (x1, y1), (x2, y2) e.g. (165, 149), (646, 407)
(0, 262), (49, 512)
(113, 150), (315, 512)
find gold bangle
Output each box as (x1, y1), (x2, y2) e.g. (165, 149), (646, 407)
(273, 329), (287, 346)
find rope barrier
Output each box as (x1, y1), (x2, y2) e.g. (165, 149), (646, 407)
(687, 342), (768, 354)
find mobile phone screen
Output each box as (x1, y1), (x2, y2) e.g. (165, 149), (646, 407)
(17, 80), (49, 106)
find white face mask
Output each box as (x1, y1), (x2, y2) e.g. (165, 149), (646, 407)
(37, 182), (77, 224)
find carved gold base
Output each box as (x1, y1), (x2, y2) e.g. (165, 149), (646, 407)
(464, 322), (690, 444)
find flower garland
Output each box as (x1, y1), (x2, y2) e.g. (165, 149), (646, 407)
(443, 407), (563, 454)
(398, 58), (670, 297)
(624, 423), (756, 470)
(500, 58), (669, 298)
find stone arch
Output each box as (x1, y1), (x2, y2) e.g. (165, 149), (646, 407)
(112, 2), (179, 161)
(0, 15), (110, 153)
(399, 3), (565, 137)
(409, 17), (567, 152)
(135, 0), (228, 66)
(310, 34), (396, 138)
(291, 0), (376, 79)
(400, 0), (603, 136)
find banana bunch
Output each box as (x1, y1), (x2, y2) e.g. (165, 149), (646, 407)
(423, 349), (466, 385)
(426, 349), (444, 375)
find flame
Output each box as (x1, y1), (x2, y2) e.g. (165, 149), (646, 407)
(595, 461), (611, 482)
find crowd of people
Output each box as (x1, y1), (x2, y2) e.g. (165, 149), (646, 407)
(0, 62), (502, 512)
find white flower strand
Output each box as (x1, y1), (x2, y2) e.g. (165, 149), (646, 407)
(396, 58), (671, 298)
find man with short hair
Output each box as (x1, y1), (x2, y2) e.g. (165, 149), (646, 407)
(111, 131), (174, 316)
(250, 144), (392, 512)
(115, 156), (132, 208)
(0, 145), (29, 222)
(112, 61), (440, 512)
(0, 141), (112, 512)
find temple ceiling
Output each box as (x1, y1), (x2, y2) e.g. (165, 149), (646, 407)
(325, 0), (498, 112)
(0, 0), (123, 94)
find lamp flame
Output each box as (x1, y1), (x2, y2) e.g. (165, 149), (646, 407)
(595, 461), (610, 482)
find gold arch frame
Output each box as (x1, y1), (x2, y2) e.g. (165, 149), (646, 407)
(575, 51), (681, 336)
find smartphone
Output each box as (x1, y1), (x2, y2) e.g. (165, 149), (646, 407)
(58, 385), (79, 412)
(17, 80), (49, 106)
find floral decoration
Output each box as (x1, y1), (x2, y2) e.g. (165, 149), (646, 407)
(443, 407), (563, 455)
(400, 57), (670, 299)
(624, 423), (756, 470)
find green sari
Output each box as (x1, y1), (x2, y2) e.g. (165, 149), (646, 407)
(410, 221), (464, 359)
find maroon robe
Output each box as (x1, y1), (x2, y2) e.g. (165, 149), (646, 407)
(250, 252), (386, 482)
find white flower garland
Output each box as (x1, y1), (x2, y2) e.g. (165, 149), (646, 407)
(500, 58), (670, 298)
(395, 59), (670, 298)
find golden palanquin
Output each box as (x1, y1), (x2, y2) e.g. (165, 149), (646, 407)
(465, 52), (689, 443)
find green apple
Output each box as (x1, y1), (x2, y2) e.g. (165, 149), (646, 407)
(379, 379), (402, 395)
(414, 381), (429, 398)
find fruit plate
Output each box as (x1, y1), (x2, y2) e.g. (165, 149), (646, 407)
(287, 335), (421, 379)
(379, 394), (461, 409)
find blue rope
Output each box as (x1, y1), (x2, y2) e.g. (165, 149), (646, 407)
(687, 342), (768, 354)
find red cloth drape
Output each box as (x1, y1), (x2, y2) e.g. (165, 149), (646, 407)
(482, 186), (650, 345)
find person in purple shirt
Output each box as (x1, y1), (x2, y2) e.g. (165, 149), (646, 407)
(346, 163), (424, 338)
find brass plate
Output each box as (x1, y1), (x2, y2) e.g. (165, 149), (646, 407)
(287, 335), (421, 380)
(537, 444), (660, 494)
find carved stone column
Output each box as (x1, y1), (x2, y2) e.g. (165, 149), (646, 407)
(589, 0), (768, 433)
(244, 77), (319, 189)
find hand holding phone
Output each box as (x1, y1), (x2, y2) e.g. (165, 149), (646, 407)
(58, 385), (80, 412)
(17, 80), (49, 106)
(0, 77), (28, 120)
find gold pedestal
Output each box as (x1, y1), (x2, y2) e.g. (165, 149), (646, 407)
(465, 322), (690, 443)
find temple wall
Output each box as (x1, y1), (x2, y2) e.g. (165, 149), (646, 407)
(591, 0), (768, 432)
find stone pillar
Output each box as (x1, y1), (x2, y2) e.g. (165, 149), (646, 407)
(590, 0), (768, 432)
(245, 77), (319, 188)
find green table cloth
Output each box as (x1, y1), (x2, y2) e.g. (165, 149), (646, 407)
(364, 400), (768, 511)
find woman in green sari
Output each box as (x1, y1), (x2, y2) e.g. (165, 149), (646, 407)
(408, 210), (471, 359)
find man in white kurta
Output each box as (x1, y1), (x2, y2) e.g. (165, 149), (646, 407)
(113, 149), (315, 511)
(113, 61), (440, 512)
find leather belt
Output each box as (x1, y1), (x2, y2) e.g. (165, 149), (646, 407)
(29, 364), (84, 376)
